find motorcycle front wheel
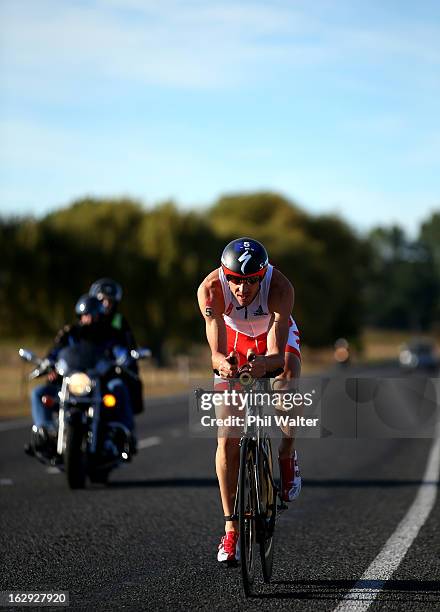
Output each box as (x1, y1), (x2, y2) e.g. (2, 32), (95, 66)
(64, 422), (87, 489)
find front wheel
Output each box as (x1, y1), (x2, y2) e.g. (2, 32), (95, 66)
(64, 422), (87, 489)
(239, 438), (257, 597)
(258, 437), (276, 582)
(89, 468), (110, 485)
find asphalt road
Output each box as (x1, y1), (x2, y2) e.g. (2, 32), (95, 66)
(1, 364), (439, 611)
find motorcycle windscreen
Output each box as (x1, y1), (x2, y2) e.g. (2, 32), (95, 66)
(56, 340), (106, 375)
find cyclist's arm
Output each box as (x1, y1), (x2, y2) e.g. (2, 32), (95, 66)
(264, 271), (294, 372)
(197, 274), (234, 374)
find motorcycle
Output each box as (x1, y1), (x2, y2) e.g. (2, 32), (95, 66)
(19, 341), (151, 488)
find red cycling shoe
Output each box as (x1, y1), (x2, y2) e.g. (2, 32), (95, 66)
(217, 531), (240, 562)
(279, 449), (302, 502)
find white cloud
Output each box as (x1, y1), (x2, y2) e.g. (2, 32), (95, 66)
(1, 0), (439, 98)
(1, 0), (308, 92)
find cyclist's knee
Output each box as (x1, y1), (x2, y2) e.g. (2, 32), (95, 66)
(285, 353), (301, 377)
(274, 354), (301, 389)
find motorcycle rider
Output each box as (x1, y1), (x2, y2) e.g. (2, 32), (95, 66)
(89, 278), (143, 415)
(30, 295), (135, 455)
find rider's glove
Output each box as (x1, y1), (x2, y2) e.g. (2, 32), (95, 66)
(40, 358), (52, 373)
(113, 345), (130, 366)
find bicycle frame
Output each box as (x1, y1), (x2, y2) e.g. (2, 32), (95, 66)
(230, 375), (283, 522)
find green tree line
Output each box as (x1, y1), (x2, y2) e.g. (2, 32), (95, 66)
(1, 193), (439, 357)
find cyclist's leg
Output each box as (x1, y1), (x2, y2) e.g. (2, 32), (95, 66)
(215, 328), (268, 535)
(276, 351), (301, 458)
(215, 327), (251, 534)
(274, 319), (302, 501)
(216, 435), (240, 533)
(273, 316), (301, 455)
(214, 382), (242, 533)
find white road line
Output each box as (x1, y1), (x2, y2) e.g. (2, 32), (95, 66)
(0, 478), (13, 485)
(138, 436), (162, 450)
(334, 419), (440, 612)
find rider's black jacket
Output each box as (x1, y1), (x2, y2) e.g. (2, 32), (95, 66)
(102, 311), (137, 352)
(46, 317), (144, 415)
(46, 321), (120, 362)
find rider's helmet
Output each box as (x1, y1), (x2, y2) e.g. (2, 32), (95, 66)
(89, 278), (123, 303)
(221, 237), (269, 280)
(89, 278), (122, 316)
(75, 295), (104, 321)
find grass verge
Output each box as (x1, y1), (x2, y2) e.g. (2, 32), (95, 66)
(1, 329), (433, 420)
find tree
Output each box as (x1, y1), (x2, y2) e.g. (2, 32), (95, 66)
(365, 225), (438, 330)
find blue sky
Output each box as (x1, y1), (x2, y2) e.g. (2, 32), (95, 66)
(1, 0), (439, 235)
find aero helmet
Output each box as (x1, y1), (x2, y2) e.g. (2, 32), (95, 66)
(221, 237), (269, 279)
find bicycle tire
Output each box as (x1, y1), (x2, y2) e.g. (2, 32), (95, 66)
(239, 437), (257, 597)
(258, 436), (276, 582)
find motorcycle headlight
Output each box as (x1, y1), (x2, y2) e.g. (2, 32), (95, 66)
(68, 372), (92, 395)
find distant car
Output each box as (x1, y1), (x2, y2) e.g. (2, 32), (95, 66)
(399, 339), (440, 372)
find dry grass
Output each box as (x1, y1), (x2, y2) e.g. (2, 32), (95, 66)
(0, 343), (44, 419)
(0, 328), (433, 420)
(0, 342), (213, 420)
(360, 328), (438, 362)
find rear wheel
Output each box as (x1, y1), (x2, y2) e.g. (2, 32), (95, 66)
(64, 422), (87, 489)
(239, 438), (257, 597)
(258, 437), (276, 582)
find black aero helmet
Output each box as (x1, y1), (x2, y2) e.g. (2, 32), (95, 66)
(75, 294), (103, 318)
(221, 237), (269, 278)
(89, 278), (122, 303)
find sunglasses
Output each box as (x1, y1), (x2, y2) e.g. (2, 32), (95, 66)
(226, 274), (260, 286)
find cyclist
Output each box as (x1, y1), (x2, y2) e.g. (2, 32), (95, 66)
(197, 237), (302, 562)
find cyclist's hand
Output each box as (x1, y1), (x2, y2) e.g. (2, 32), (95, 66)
(218, 351), (239, 379)
(246, 349), (266, 378)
